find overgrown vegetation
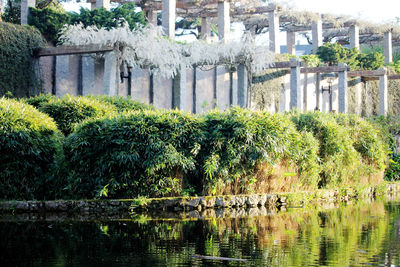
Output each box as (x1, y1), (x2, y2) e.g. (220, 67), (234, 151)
(24, 94), (117, 135)
(64, 110), (203, 199)
(27, 3), (146, 44)
(1, 95), (393, 200)
(316, 43), (385, 70)
(0, 22), (46, 97)
(0, 97), (62, 200)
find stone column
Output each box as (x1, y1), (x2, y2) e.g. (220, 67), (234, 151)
(218, 0), (230, 43)
(103, 50), (119, 96)
(90, 1), (96, 10)
(349, 25), (360, 50)
(237, 64), (248, 107)
(201, 17), (212, 42)
(287, 31), (296, 55)
(147, 10), (158, 27)
(338, 63), (348, 113)
(96, 0), (110, 10)
(162, 0), (176, 39)
(290, 58), (302, 110)
(268, 5), (280, 53)
(173, 66), (187, 110)
(379, 68), (388, 115)
(311, 19), (322, 54)
(21, 0), (35, 25)
(0, 0), (5, 14)
(384, 31), (393, 64)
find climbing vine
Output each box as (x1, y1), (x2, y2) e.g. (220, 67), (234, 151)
(0, 22), (46, 97)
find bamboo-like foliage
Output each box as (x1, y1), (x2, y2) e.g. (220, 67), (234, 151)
(0, 97), (62, 200)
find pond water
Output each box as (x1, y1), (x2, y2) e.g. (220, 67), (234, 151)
(1, 199), (400, 266)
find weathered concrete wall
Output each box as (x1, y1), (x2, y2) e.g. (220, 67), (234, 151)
(46, 56), (242, 113)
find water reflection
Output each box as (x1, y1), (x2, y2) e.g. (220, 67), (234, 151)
(1, 200), (399, 266)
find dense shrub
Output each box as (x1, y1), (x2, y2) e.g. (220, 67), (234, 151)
(64, 110), (203, 199)
(28, 3), (146, 44)
(198, 108), (320, 195)
(291, 112), (384, 187)
(386, 153), (400, 181)
(0, 97), (62, 200)
(336, 114), (387, 170)
(24, 94), (116, 135)
(29, 6), (70, 43)
(0, 22), (46, 97)
(89, 95), (154, 112)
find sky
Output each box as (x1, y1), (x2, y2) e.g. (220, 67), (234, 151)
(285, 0), (400, 23)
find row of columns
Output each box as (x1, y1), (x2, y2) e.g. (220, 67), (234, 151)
(289, 59), (388, 115)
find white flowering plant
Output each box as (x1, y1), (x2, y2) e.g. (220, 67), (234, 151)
(59, 23), (275, 78)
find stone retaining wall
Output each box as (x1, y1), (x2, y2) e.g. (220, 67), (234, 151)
(0, 183), (399, 215)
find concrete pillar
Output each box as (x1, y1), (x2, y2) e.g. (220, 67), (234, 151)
(201, 17), (212, 42)
(81, 56), (95, 96)
(338, 63), (348, 113)
(91, 1), (96, 10)
(103, 50), (119, 96)
(147, 10), (158, 27)
(311, 19), (323, 54)
(384, 31), (393, 64)
(349, 25), (360, 50)
(268, 7), (280, 53)
(0, 0), (5, 14)
(354, 78), (362, 115)
(162, 0), (176, 39)
(237, 64), (248, 107)
(218, 0), (230, 43)
(379, 68), (388, 115)
(290, 58), (302, 110)
(286, 31), (296, 55)
(173, 66), (187, 110)
(21, 0), (35, 25)
(96, 0), (110, 10)
(216, 66), (231, 110)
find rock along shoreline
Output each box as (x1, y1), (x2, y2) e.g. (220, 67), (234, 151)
(0, 183), (399, 216)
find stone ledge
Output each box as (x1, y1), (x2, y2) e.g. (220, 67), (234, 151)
(0, 183), (399, 214)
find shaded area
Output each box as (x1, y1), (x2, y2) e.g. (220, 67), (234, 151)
(0, 199), (400, 266)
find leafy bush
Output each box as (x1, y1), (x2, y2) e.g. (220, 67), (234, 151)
(316, 43), (384, 71)
(198, 108), (320, 195)
(316, 43), (359, 69)
(291, 112), (372, 187)
(0, 22), (46, 97)
(24, 94), (116, 135)
(89, 95), (154, 112)
(386, 153), (400, 181)
(336, 114), (387, 170)
(0, 97), (62, 200)
(357, 52), (385, 70)
(64, 110), (203, 199)
(28, 3), (146, 44)
(29, 6), (70, 44)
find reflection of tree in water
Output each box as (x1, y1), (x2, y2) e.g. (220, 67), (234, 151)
(0, 200), (399, 266)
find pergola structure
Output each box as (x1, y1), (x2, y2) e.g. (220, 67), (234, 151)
(17, 0), (400, 115)
(19, 0), (400, 62)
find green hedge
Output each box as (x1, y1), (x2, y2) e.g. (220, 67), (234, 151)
(0, 95), (392, 199)
(198, 108), (320, 195)
(28, 3), (146, 44)
(0, 22), (46, 97)
(24, 94), (117, 135)
(291, 112), (387, 187)
(88, 95), (155, 112)
(0, 97), (62, 200)
(64, 110), (203, 199)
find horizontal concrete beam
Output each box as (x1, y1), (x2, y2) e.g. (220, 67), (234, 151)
(35, 45), (114, 57)
(348, 69), (387, 77)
